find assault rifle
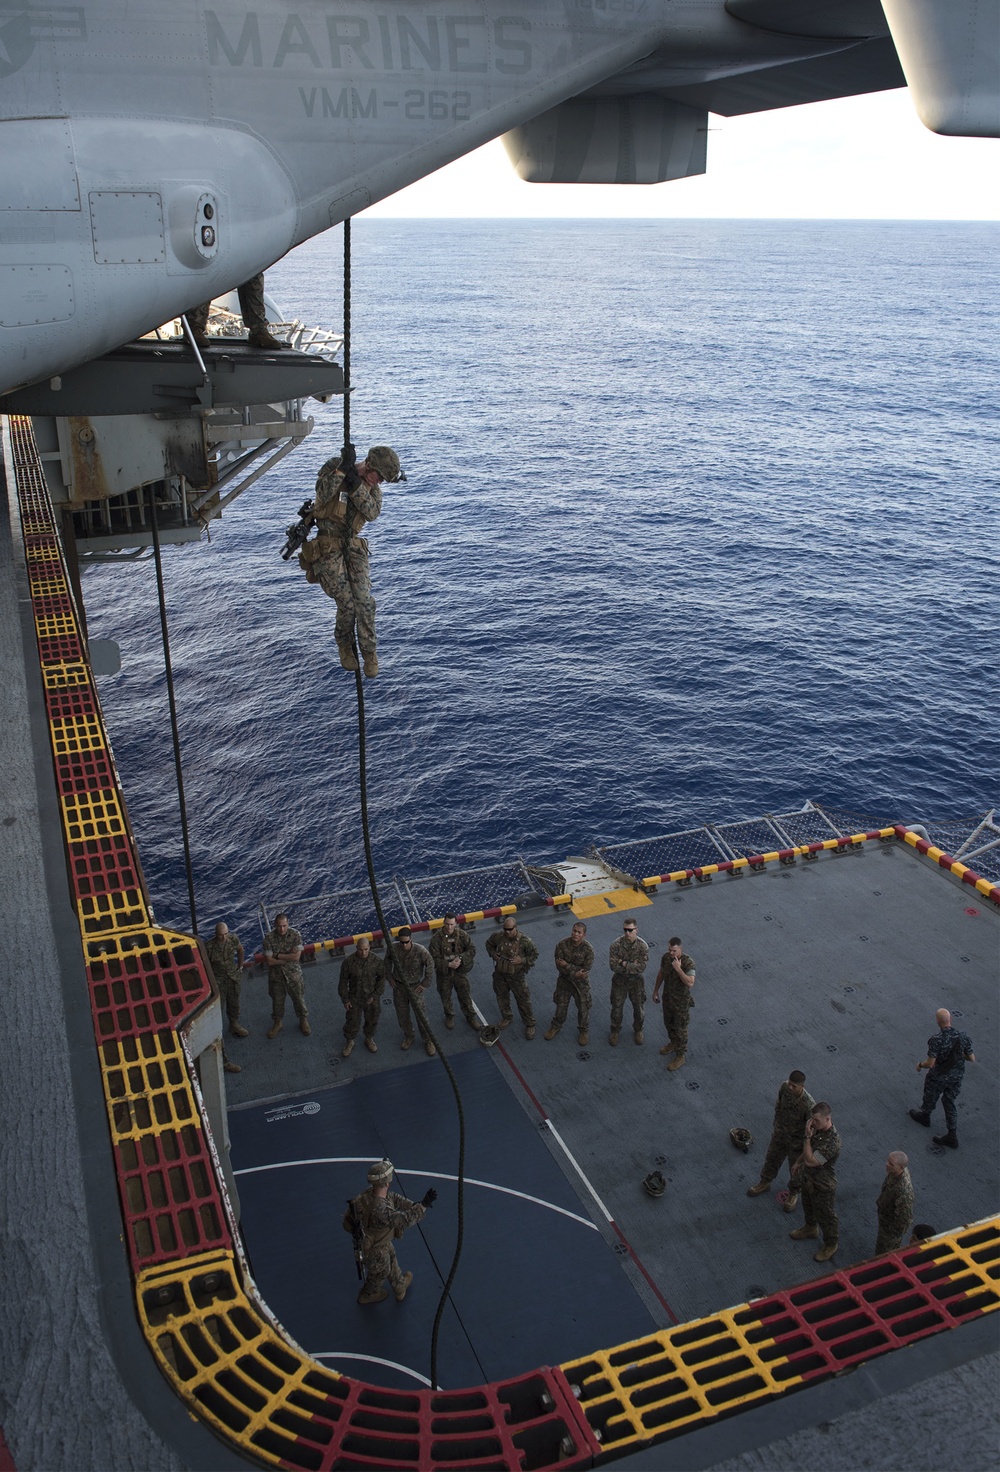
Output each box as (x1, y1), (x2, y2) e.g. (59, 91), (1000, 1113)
(280, 500), (315, 561)
(345, 1198), (365, 1281)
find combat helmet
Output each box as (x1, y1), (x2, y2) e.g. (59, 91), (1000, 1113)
(642, 1170), (666, 1198)
(730, 1127), (753, 1154)
(366, 445), (405, 483)
(368, 1158), (394, 1184)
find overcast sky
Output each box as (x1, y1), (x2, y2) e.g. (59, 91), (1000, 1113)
(369, 89), (998, 219)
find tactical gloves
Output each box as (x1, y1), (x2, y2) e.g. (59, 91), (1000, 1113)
(421, 1188), (438, 1209)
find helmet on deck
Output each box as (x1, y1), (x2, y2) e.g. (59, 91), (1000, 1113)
(366, 445), (404, 483)
(730, 1127), (753, 1154)
(642, 1170), (666, 1198)
(368, 1158), (394, 1184)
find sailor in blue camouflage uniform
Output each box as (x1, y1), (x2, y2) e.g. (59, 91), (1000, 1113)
(391, 927), (436, 1056)
(545, 922), (595, 1046)
(428, 914), (479, 1030)
(909, 1007), (975, 1149)
(262, 913), (310, 1039)
(342, 1158), (436, 1306)
(789, 1101), (841, 1262)
(875, 1151), (914, 1254)
(338, 938), (386, 1057)
(746, 1070), (815, 1211)
(485, 917), (539, 1038)
(300, 446), (403, 678)
(608, 919), (649, 1046)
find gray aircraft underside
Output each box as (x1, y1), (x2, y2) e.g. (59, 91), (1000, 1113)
(0, 0), (997, 397)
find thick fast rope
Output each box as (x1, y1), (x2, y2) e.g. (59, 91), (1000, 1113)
(147, 485), (198, 936)
(340, 219), (467, 1390)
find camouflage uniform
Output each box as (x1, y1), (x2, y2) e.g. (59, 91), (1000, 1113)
(342, 1187), (426, 1303)
(339, 951), (387, 1044)
(801, 1123), (841, 1247)
(390, 941), (434, 1041)
(308, 456), (383, 659)
(659, 950), (696, 1054)
(428, 926), (478, 1026)
(920, 1026), (974, 1133)
(262, 926), (307, 1023)
(875, 1167), (914, 1254)
(485, 928), (539, 1028)
(206, 933), (243, 1026)
(550, 937), (595, 1031)
(188, 274), (268, 336)
(759, 1081), (816, 1187)
(609, 935), (649, 1036)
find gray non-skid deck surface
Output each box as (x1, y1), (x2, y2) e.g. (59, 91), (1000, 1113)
(228, 1048), (658, 1390)
(226, 844), (998, 1328)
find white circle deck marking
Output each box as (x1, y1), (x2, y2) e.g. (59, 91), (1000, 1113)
(311, 1351), (432, 1387)
(234, 1157), (600, 1231)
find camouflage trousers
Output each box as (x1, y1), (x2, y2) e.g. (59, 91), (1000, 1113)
(610, 975), (645, 1035)
(921, 1071), (962, 1133)
(392, 983), (429, 1040)
(436, 971), (477, 1025)
(344, 998), (381, 1042)
(550, 978), (592, 1031)
(269, 970), (307, 1021)
(661, 998), (690, 1054)
(217, 973), (242, 1025)
(801, 1174), (838, 1244)
(314, 545), (376, 657)
(493, 969), (535, 1027)
(188, 273), (267, 334)
(759, 1134), (803, 1188)
(359, 1242), (407, 1300)
(875, 1218), (911, 1256)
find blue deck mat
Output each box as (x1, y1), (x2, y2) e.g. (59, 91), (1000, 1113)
(229, 1048), (657, 1391)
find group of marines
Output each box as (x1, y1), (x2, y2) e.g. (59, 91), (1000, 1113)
(207, 911), (973, 1282)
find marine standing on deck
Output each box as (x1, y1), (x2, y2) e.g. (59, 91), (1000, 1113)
(608, 919), (649, 1047)
(486, 918), (539, 1039)
(875, 1151), (914, 1254)
(789, 1102), (841, 1263)
(428, 914), (478, 1031)
(206, 921), (249, 1039)
(391, 927), (436, 1057)
(746, 1071), (815, 1211)
(909, 1007), (975, 1150)
(652, 937), (695, 1071)
(302, 446), (403, 678)
(262, 914), (309, 1039)
(339, 938), (386, 1057)
(545, 922), (594, 1046)
(343, 1158), (436, 1306)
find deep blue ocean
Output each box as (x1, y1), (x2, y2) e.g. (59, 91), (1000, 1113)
(84, 220), (998, 938)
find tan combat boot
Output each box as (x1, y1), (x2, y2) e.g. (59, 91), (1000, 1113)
(266, 1019), (282, 1040)
(659, 1042), (676, 1057)
(338, 643), (359, 671)
(525, 1025), (536, 1040)
(357, 1285), (388, 1306)
(790, 1225), (819, 1240)
(782, 1190), (800, 1213)
(814, 1241), (839, 1263)
(299, 1016), (311, 1036)
(342, 1038), (355, 1057)
(746, 1182), (771, 1197)
(363, 653), (379, 678)
(667, 1053), (686, 1071)
(230, 1022), (249, 1038)
(425, 1039), (437, 1056)
(393, 1271), (413, 1302)
(634, 1030), (644, 1045)
(578, 1029), (589, 1046)
(544, 1025), (560, 1041)
(365, 1036), (378, 1053)
(608, 1030), (620, 1047)
(248, 327), (285, 350)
